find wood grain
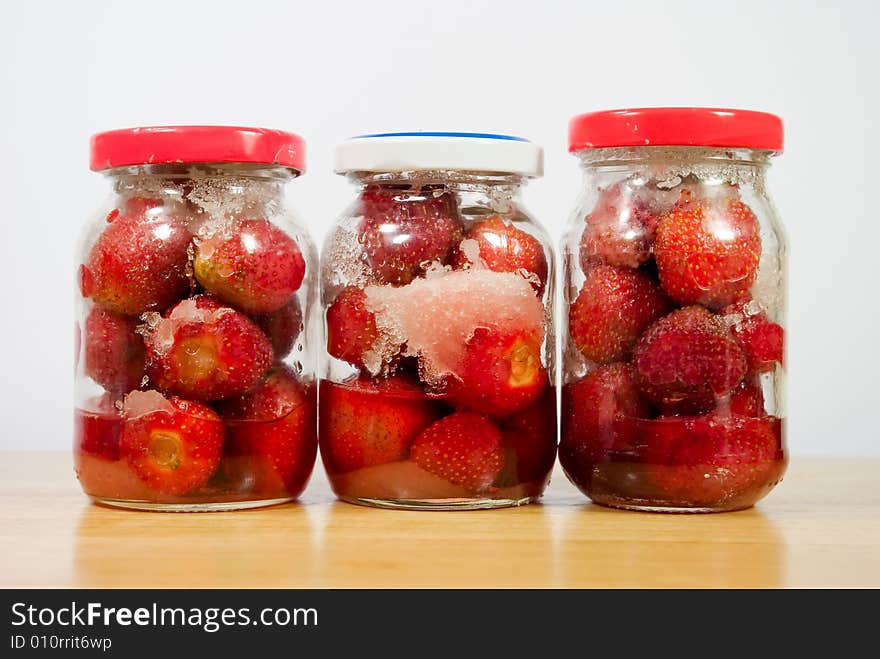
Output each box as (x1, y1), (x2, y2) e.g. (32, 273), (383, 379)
(0, 453), (877, 588)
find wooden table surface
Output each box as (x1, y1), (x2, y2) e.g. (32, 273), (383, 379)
(1, 453), (877, 588)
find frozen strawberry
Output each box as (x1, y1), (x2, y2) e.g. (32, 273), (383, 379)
(579, 183), (664, 270)
(144, 295), (273, 401)
(643, 413), (782, 506)
(495, 388), (557, 487)
(411, 411), (504, 493)
(450, 327), (547, 417)
(452, 215), (548, 293)
(559, 364), (652, 483)
(633, 306), (748, 414)
(654, 194), (761, 309)
(253, 298), (302, 359)
(217, 366), (317, 495)
(319, 375), (438, 473)
(568, 265), (671, 364)
(326, 286), (379, 369)
(75, 396), (124, 461)
(83, 307), (146, 394)
(357, 186), (464, 285)
(194, 218), (306, 314)
(119, 390), (224, 495)
(79, 196), (191, 316)
(722, 303), (784, 373)
(719, 377), (765, 417)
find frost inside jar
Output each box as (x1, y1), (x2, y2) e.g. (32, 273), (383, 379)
(559, 110), (788, 513)
(74, 126), (318, 511)
(321, 133), (556, 509)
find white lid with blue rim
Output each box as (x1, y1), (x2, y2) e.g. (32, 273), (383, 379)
(334, 132), (543, 177)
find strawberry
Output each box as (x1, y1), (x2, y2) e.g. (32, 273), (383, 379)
(495, 388), (557, 487)
(579, 183), (663, 270)
(83, 307), (146, 394)
(450, 327), (547, 417)
(411, 411), (504, 493)
(654, 193), (761, 309)
(217, 366), (317, 495)
(75, 396), (124, 461)
(452, 215), (548, 293)
(643, 413), (782, 507)
(718, 377), (765, 417)
(79, 196), (191, 316)
(633, 306), (748, 414)
(144, 295), (273, 401)
(252, 297), (302, 359)
(559, 364), (652, 490)
(357, 186), (464, 285)
(194, 218), (306, 314)
(319, 375), (439, 473)
(722, 303), (784, 373)
(119, 390), (224, 495)
(568, 264), (671, 364)
(326, 286), (379, 370)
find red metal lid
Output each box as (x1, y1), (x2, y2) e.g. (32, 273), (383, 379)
(90, 126), (306, 172)
(568, 108), (783, 153)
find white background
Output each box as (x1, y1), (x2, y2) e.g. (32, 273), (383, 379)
(1, 0), (877, 454)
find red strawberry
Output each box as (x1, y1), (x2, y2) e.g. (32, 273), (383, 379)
(75, 396), (124, 461)
(411, 411), (504, 493)
(722, 303), (784, 373)
(143, 295), (273, 401)
(579, 183), (663, 270)
(326, 286), (379, 370)
(559, 364), (652, 490)
(194, 218), (306, 314)
(568, 265), (671, 364)
(654, 194), (761, 309)
(119, 390), (225, 495)
(253, 297), (303, 359)
(79, 196), (191, 316)
(83, 307), (146, 394)
(357, 186), (464, 285)
(319, 375), (439, 473)
(719, 377), (765, 417)
(451, 327), (547, 417)
(633, 306), (748, 415)
(495, 388), (557, 487)
(217, 366), (317, 495)
(452, 215), (548, 293)
(643, 413), (782, 507)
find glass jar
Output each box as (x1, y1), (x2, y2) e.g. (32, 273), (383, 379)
(75, 126), (318, 511)
(321, 132), (556, 510)
(559, 109), (787, 512)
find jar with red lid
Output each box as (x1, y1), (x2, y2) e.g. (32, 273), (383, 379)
(75, 126), (318, 511)
(559, 109), (787, 512)
(320, 132), (556, 509)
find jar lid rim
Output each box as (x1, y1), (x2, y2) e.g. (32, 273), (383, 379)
(568, 108), (783, 153)
(353, 131), (531, 142)
(335, 132), (543, 177)
(90, 126), (306, 173)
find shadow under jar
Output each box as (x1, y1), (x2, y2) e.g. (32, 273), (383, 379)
(559, 109), (788, 513)
(75, 126), (318, 511)
(321, 132), (556, 510)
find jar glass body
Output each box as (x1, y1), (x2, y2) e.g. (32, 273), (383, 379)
(560, 147), (787, 512)
(321, 171), (556, 509)
(74, 164), (318, 511)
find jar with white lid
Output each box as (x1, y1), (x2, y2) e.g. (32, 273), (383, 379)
(321, 132), (556, 510)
